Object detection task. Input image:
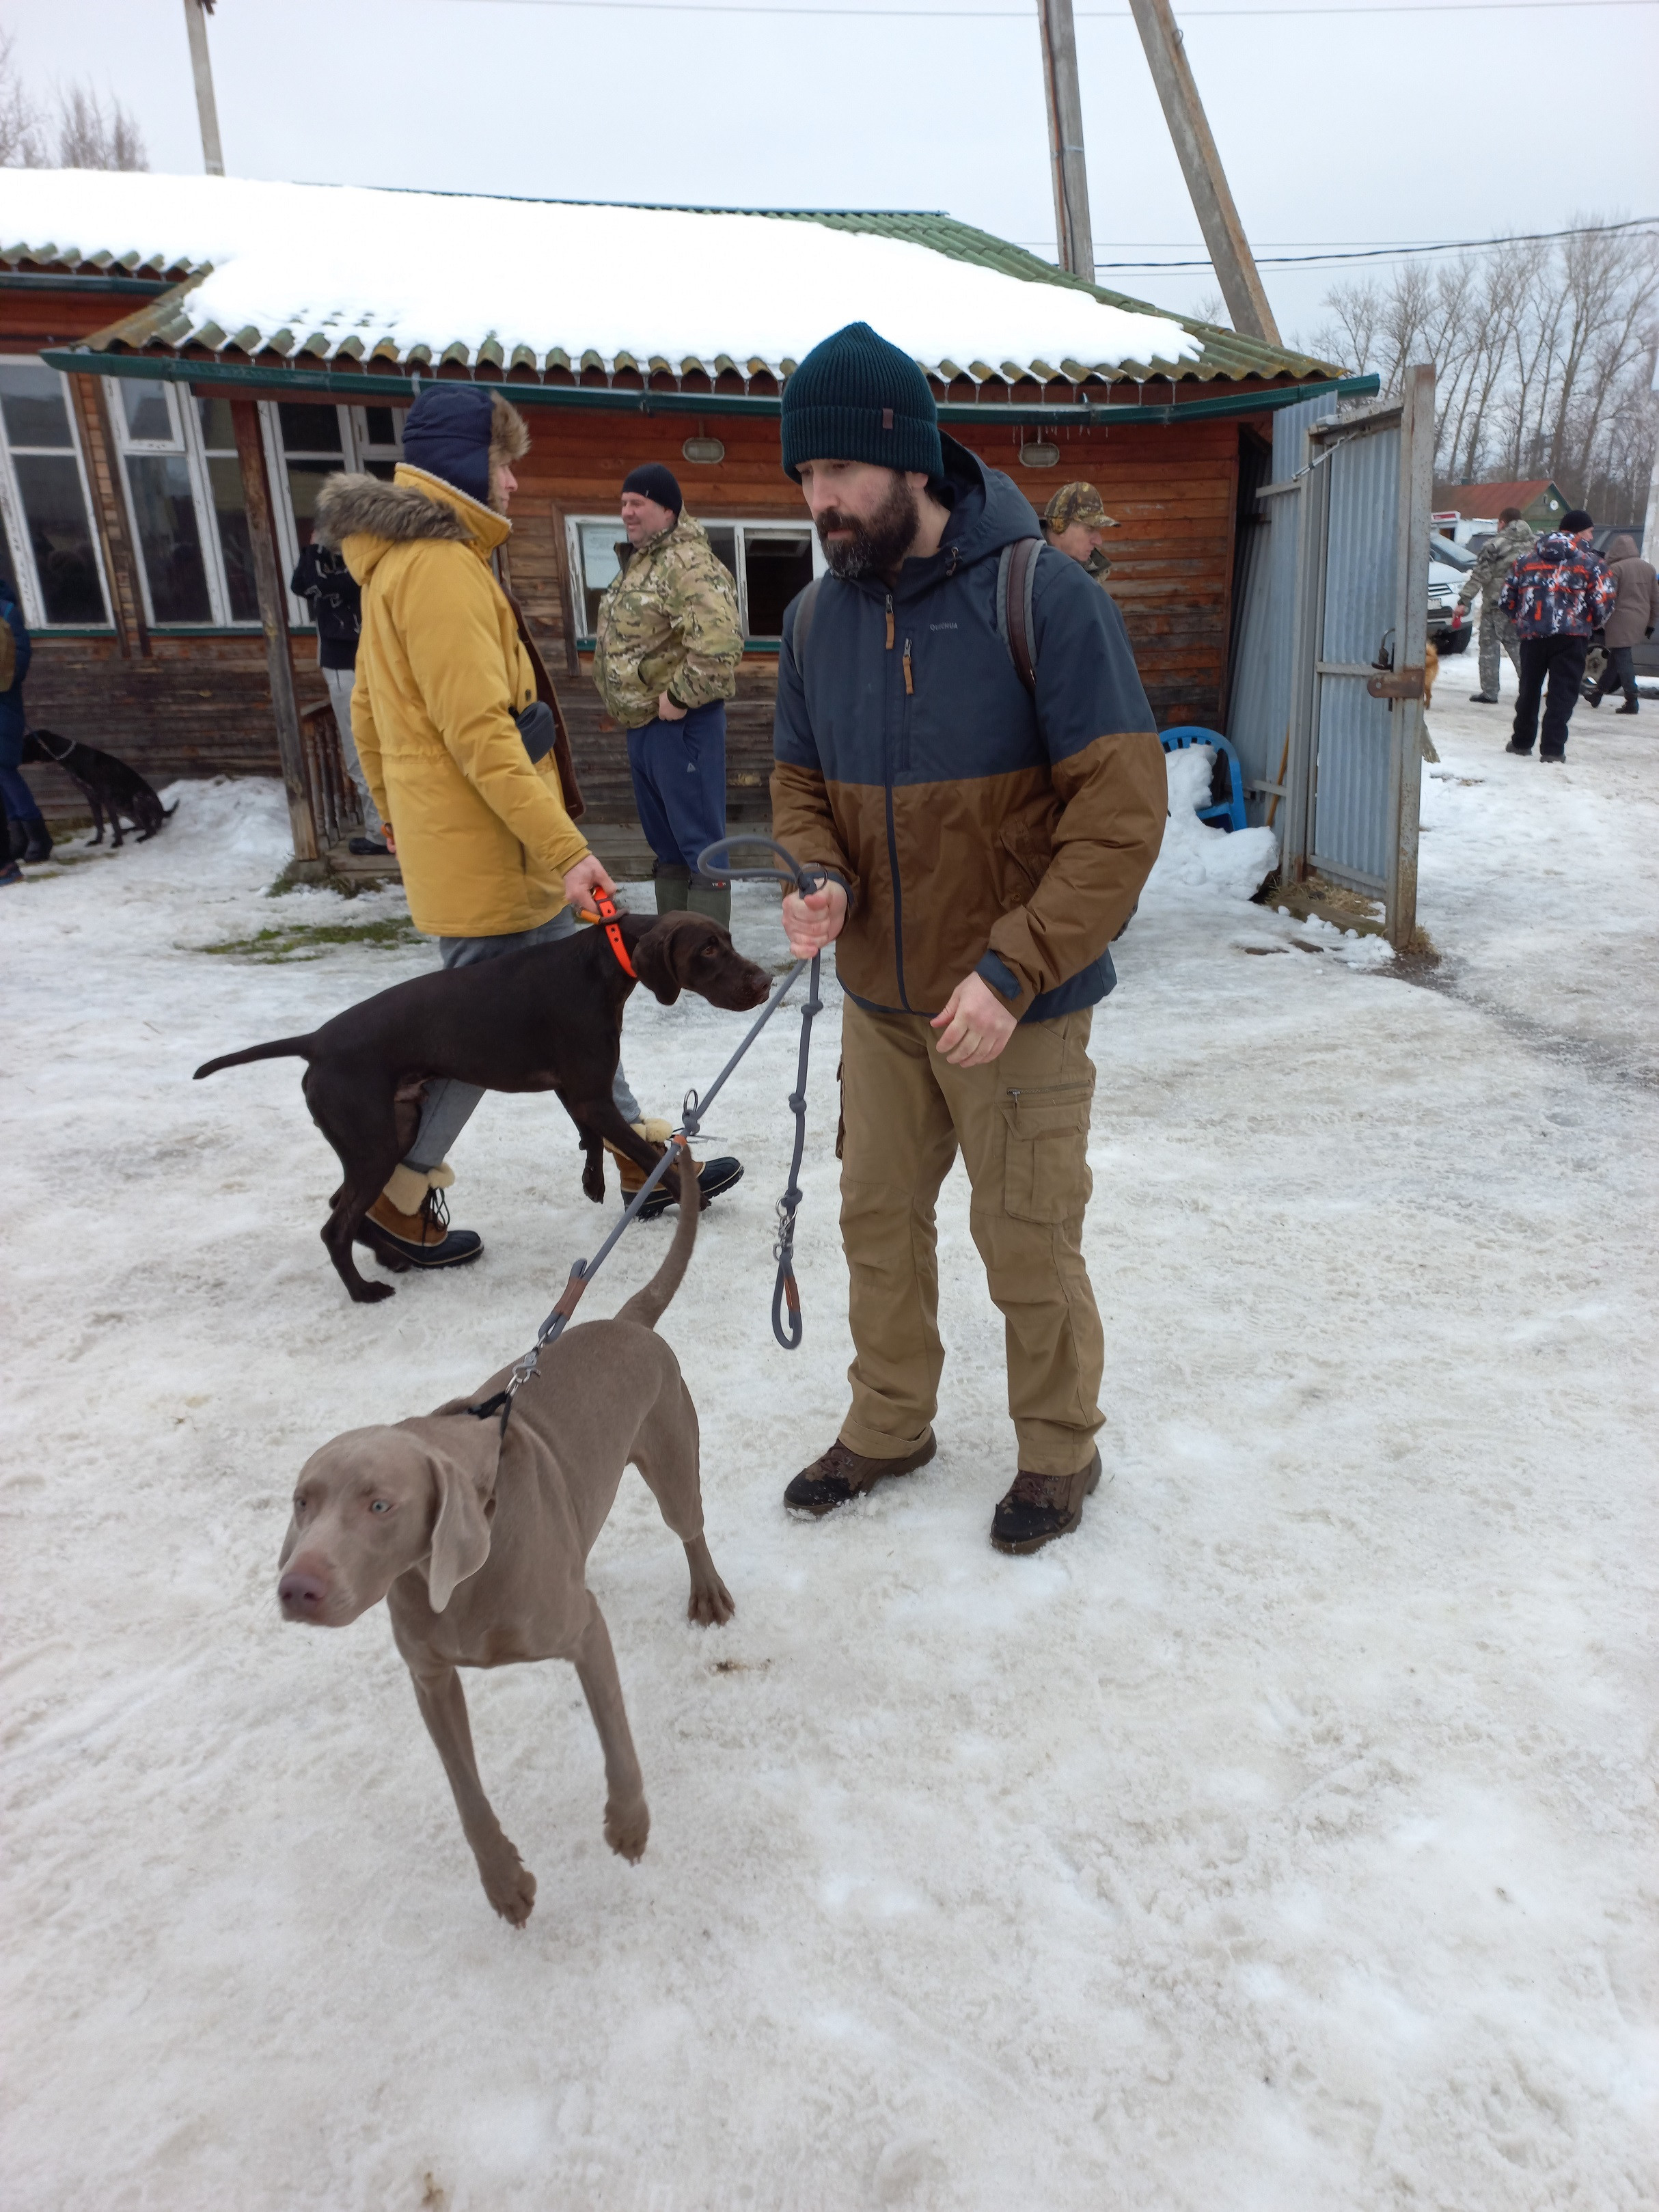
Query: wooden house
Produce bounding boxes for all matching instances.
[1,171,1367,872]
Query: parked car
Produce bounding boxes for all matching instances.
[1427,533,1476,655]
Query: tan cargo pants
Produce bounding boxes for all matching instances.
[837,997,1104,1479]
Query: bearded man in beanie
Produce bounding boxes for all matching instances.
[592,463,743,925]
[1041,481,1120,582]
[317,390,739,1278]
[770,322,1167,1554]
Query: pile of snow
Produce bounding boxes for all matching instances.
[6,170,1201,381]
[1146,743,1278,902]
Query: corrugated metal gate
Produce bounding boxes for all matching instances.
[1228,366,1434,945]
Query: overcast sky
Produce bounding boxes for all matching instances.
[7,0,1658,346]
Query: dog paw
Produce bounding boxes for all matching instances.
[604,1794,650,1863]
[483,1852,537,1927]
[351,1280,397,1305]
[687,1576,736,1628]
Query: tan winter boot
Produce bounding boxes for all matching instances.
[355,1162,482,1272]
[604,1118,744,1218]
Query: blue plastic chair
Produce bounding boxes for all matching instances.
[1159,724,1248,834]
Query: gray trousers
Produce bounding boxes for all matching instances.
[322,664,383,836]
[403,909,642,1172]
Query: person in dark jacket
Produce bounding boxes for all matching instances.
[290,537,386,854]
[0,571,48,882]
[1585,534,1656,713]
[1498,510,1615,759]
[769,322,1167,1555]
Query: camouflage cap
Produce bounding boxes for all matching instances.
[1043,482,1119,532]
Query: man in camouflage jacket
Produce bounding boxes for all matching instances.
[1457,507,1534,702]
[592,463,743,922]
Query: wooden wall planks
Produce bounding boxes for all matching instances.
[17,371,1248,824]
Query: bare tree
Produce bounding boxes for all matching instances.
[0,27,46,166]
[0,30,148,170]
[1300,217,1659,525]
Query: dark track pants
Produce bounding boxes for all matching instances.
[626,701,728,876]
[1511,636,1589,756]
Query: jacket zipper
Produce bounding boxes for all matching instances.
[880,590,911,1010]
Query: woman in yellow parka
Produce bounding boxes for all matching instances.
[316,387,742,1276]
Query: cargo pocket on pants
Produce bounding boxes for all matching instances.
[999,1081,1093,1223]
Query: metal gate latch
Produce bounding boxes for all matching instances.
[1367,666,1425,700]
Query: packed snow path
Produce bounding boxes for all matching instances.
[5,690,1656,2211]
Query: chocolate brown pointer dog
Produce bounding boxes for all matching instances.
[194,911,770,1304]
[277,1147,732,1925]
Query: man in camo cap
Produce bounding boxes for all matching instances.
[1041,482,1119,582]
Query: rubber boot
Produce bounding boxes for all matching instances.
[21,819,53,864]
[7,815,28,862]
[685,875,732,930]
[653,864,691,916]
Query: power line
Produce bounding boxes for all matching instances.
[1082,215,1659,270]
[440,0,1656,16]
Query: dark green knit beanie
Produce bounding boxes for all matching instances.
[780,321,943,482]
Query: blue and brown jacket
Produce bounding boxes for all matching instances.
[1498,530,1616,640]
[769,439,1167,1022]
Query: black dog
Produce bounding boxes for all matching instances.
[194,911,771,1303]
[22,730,176,847]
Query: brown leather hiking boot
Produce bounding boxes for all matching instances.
[990,1449,1105,1555]
[355,1188,482,1272]
[784,1432,937,1517]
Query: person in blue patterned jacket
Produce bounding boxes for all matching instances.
[1498,510,1615,761]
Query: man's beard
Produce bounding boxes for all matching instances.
[815,473,920,579]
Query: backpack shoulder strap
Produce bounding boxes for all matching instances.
[996,538,1040,696]
[790,576,823,676]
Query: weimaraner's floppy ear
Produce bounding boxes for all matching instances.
[630,918,684,1007]
[426,1441,496,1613]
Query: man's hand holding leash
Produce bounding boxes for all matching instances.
[782,878,847,958]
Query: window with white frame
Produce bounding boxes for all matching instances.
[567,515,823,644]
[0,359,110,627]
[267,402,403,622]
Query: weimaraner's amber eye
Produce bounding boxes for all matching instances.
[370,1499,391,1514]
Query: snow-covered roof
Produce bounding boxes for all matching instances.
[0,169,1225,387]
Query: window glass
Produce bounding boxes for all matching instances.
[206,457,259,623]
[743,528,814,637]
[119,382,176,446]
[190,402,259,624]
[0,363,74,448]
[277,402,342,454]
[285,460,342,550]
[703,526,738,590]
[578,521,623,633]
[361,406,401,448]
[125,453,212,622]
[11,455,105,622]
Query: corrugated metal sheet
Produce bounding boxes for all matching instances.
[1226,392,1341,820]
[1,192,1337,391]
[1311,422,1402,889]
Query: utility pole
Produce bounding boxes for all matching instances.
[182,0,225,176]
[1037,0,1095,282]
[1125,0,1279,344]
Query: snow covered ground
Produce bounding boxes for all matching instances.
[5,683,1656,2211]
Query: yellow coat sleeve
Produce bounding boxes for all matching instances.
[399,546,589,881]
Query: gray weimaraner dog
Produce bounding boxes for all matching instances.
[276,1160,731,1924]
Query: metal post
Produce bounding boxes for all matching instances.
[230,398,317,862]
[182,0,225,177]
[1124,0,1280,345]
[1385,363,1434,949]
[1036,0,1095,281]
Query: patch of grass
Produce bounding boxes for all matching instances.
[197,917,420,964]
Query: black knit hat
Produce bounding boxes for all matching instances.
[1560,507,1593,533]
[622,463,683,517]
[780,321,943,483]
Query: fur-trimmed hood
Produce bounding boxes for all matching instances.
[316,465,512,590]
[315,472,474,550]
